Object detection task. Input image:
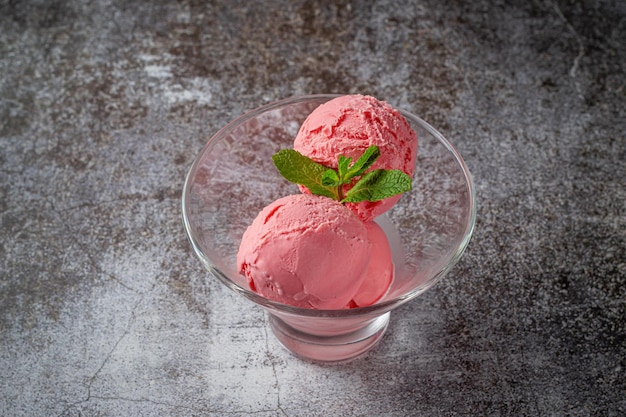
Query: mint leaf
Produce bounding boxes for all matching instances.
[321,169,341,186]
[342,169,412,203]
[334,146,380,186]
[272,146,413,203]
[272,149,338,199]
[346,145,380,178]
[337,155,352,180]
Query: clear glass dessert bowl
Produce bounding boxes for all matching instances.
[182,94,476,362]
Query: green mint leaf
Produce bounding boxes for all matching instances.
[337,155,352,180]
[346,145,380,178]
[342,169,412,203]
[272,149,338,199]
[321,169,341,186]
[272,146,413,204]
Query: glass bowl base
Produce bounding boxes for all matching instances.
[268,312,390,362]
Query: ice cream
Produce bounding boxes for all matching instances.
[237,94,417,310]
[237,194,371,309]
[294,94,418,221]
[349,221,394,307]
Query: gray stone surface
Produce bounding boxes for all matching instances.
[1,0,624,415]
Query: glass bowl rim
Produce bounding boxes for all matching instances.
[182,94,476,318]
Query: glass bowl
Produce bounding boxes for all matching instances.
[182,94,476,362]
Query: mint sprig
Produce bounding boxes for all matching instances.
[272,146,412,203]
[342,168,412,202]
[272,149,338,199]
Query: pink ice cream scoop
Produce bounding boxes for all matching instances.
[349,221,394,308]
[237,194,371,309]
[294,94,418,221]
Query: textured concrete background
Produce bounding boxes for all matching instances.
[1,0,624,416]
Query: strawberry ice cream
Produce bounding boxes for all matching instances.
[236,95,417,310]
[237,194,371,309]
[294,94,418,221]
[349,221,394,307]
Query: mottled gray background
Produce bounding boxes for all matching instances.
[1,0,624,416]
